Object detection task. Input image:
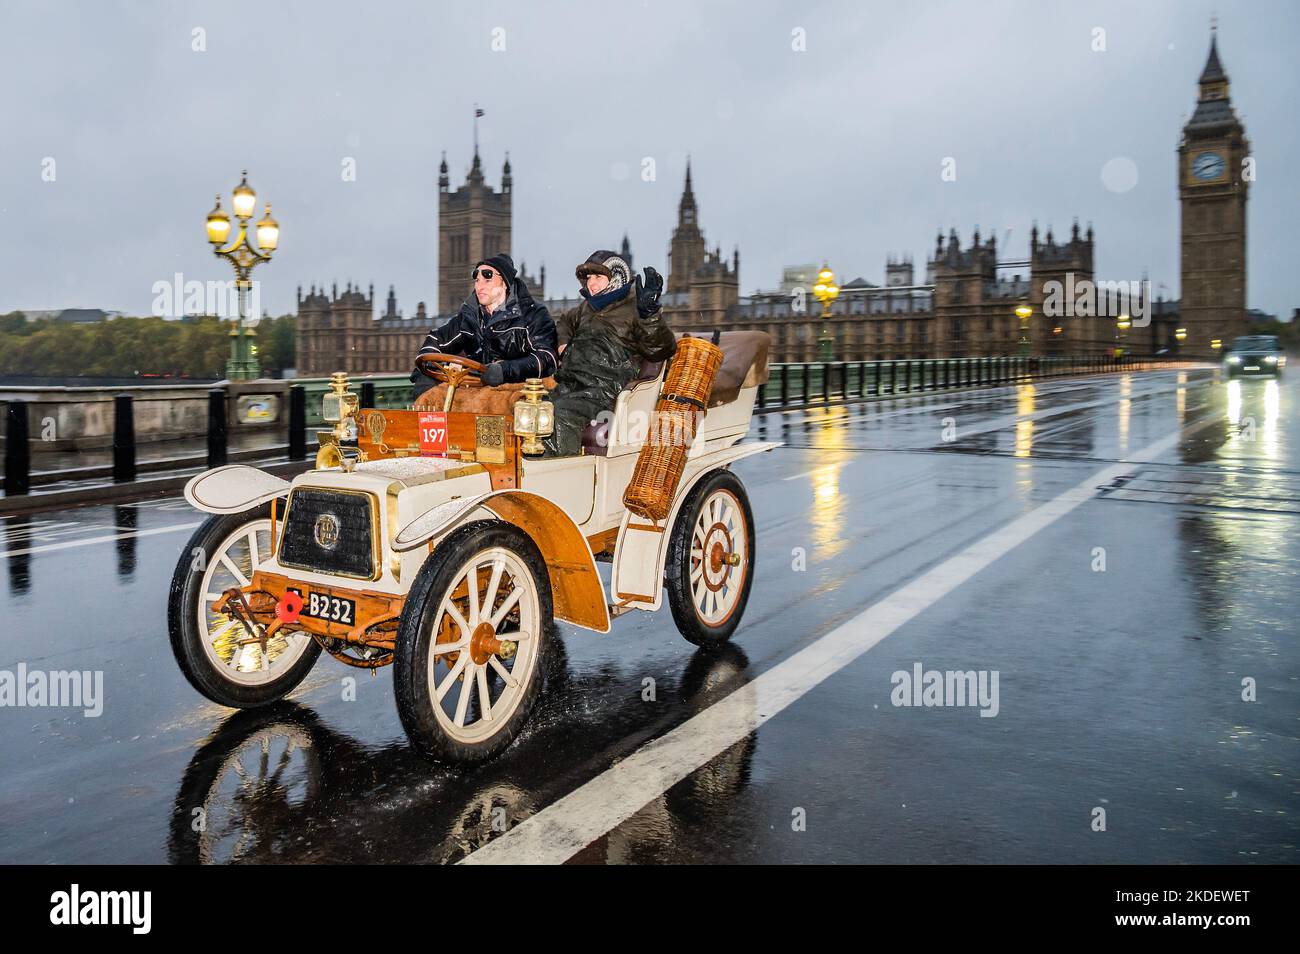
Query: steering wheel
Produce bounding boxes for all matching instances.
[415,353,486,390]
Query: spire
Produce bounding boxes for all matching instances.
[1199,30,1226,85]
[438,151,449,191]
[676,158,698,227]
[502,151,512,193]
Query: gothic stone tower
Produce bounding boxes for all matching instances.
[1178,31,1250,353]
[667,160,706,294]
[438,149,512,315]
[1029,221,1097,354]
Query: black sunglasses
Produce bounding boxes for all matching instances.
[472,267,495,281]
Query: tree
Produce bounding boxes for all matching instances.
[0,315,231,379]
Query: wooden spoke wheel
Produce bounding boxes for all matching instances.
[167,504,321,707]
[664,470,756,648]
[394,521,553,763]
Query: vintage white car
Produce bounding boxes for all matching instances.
[168,332,776,762]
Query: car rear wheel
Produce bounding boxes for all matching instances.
[394,521,553,763]
[168,505,321,708]
[664,469,756,649]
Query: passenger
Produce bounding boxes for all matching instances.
[542,250,674,457]
[410,253,558,402]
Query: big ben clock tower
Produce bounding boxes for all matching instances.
[1178,29,1250,355]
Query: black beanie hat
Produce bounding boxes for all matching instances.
[474,253,517,286]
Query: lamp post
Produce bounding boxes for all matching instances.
[812,263,839,362]
[1116,313,1132,361]
[1015,304,1032,357]
[1174,326,1187,357]
[207,170,279,380]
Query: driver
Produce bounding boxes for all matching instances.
[409,253,558,402]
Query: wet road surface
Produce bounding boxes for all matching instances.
[2,366,1296,863]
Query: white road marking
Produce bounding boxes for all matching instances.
[0,521,202,558]
[460,419,1206,865]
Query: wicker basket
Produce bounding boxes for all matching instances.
[623,336,724,521]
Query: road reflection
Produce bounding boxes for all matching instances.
[168,639,755,864]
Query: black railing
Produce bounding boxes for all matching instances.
[4,358,1199,498]
[752,354,1195,410]
[2,384,312,498]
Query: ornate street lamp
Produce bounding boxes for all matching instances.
[1015,304,1032,357]
[207,170,279,380]
[812,263,839,362]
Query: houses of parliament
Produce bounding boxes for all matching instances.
[295,30,1249,374]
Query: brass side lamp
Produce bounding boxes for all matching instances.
[513,378,555,456]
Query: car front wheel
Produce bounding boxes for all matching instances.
[394,520,553,763]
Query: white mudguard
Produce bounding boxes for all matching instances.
[610,441,779,611]
[184,465,291,515]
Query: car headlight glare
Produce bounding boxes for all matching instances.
[1227,355,1242,364]
[1264,355,1278,364]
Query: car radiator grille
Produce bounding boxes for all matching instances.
[278,488,376,579]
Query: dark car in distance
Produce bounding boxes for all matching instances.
[1224,335,1286,378]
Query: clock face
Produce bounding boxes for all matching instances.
[1193,150,1225,181]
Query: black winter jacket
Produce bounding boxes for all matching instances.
[410,278,558,386]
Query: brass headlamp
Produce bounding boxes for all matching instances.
[318,372,363,470]
[513,378,554,456]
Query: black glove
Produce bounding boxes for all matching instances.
[482,362,505,386]
[635,266,663,318]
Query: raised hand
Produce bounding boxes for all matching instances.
[636,266,664,317]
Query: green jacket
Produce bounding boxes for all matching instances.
[553,291,676,365]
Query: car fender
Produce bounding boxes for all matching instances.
[610,441,780,611]
[394,489,610,634]
[184,465,291,515]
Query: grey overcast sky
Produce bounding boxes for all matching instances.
[2,0,1297,320]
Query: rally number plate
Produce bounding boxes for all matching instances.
[418,411,449,457]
